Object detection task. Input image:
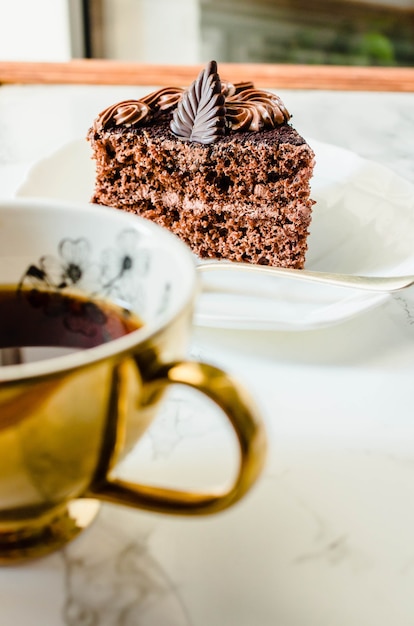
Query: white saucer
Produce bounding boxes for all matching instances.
[16,137,414,331]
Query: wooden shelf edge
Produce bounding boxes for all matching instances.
[1,60,414,91]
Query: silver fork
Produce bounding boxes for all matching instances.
[198,262,414,293]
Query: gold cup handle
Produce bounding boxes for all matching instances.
[86,361,267,515]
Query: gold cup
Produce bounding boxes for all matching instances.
[0,199,267,563]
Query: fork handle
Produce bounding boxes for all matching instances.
[197,262,414,293]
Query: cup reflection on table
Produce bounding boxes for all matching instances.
[0,199,267,564]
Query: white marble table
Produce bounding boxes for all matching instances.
[1,84,414,626]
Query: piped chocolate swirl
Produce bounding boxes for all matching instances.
[93,87,183,131]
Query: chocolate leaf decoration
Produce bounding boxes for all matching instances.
[170,61,226,144]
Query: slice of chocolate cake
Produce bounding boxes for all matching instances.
[88,61,315,269]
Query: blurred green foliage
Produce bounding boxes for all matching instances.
[289,19,412,67]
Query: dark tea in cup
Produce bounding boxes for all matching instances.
[0,285,143,363]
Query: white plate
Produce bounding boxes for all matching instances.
[16,138,414,331]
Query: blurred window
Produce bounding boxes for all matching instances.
[84,0,414,67]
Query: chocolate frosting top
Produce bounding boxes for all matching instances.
[93,61,291,143]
